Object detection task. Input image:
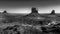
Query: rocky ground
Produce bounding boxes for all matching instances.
[0,9,60,34]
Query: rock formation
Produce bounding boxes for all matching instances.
[50,10,55,15]
[26,7,39,17]
[31,7,38,13]
[3,10,7,14]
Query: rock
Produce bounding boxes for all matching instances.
[3,10,7,13]
[50,10,55,15]
[31,7,38,13]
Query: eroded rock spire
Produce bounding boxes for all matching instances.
[3,10,7,13]
[31,7,38,13]
[50,10,55,15]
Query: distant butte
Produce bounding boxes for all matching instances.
[31,7,38,13]
[3,10,7,13]
[50,10,55,15]
[20,7,45,21]
[25,7,40,17]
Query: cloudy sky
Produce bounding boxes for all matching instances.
[0,0,60,13]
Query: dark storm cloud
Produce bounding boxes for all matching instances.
[0,1,60,8]
[1,0,58,1]
[0,0,60,13]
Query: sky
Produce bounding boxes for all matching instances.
[0,0,60,13]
